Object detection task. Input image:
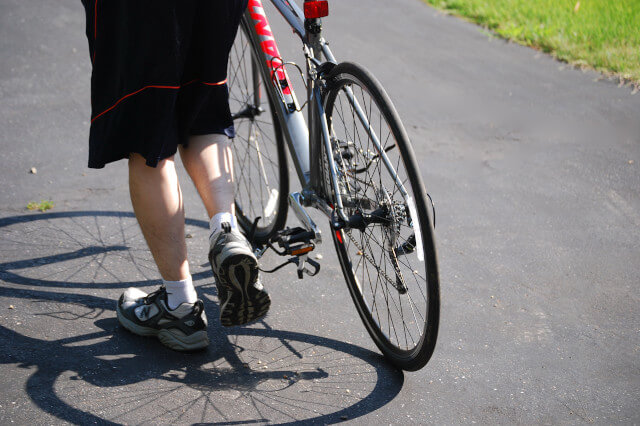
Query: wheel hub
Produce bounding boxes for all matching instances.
[232,103,264,120]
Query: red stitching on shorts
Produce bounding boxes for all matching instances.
[202,79,228,86]
[91,85,180,123]
[91,79,227,123]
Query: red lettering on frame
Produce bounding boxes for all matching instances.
[252,13,272,37]
[247,0,262,9]
[248,0,292,95]
[248,0,272,37]
[260,39,279,58]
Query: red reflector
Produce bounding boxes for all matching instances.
[335,230,343,244]
[291,245,314,256]
[304,1,329,18]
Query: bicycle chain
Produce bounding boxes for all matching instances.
[345,229,399,289]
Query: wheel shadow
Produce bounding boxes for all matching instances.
[0,211,212,289]
[0,211,404,424]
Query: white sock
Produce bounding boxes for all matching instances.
[209,212,237,241]
[163,275,197,310]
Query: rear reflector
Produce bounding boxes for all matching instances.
[304,1,329,18]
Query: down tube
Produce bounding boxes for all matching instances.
[245,0,311,185]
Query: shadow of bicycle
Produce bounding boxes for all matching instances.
[0,211,404,424]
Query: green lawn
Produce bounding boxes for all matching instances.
[423,0,640,83]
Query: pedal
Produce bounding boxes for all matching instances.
[257,227,321,279]
[271,226,316,257]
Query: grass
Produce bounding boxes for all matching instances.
[27,200,54,212]
[423,0,640,84]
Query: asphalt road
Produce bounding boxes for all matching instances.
[1,0,639,424]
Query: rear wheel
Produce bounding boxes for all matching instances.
[322,62,440,371]
[227,18,288,243]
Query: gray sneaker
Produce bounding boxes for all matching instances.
[116,286,209,351]
[208,222,271,326]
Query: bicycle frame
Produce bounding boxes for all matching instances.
[242,0,406,230]
[237,2,439,368]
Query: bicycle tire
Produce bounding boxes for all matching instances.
[321,62,440,371]
[227,17,289,243]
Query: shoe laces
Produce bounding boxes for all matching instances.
[142,286,167,305]
[141,286,203,317]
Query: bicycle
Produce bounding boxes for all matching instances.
[227,0,440,371]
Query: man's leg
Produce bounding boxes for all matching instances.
[180,134,270,326]
[178,134,235,226]
[128,153,190,281]
[128,153,197,309]
[116,153,208,352]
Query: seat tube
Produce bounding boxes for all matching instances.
[303,1,324,60]
[304,2,325,192]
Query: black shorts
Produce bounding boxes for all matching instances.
[81,0,248,168]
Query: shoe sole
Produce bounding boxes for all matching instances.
[116,306,209,351]
[215,254,271,327]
